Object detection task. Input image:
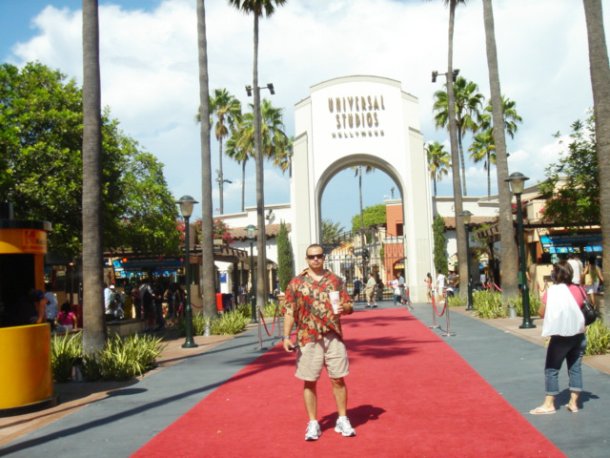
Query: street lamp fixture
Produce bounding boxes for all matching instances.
[431,69,460,83]
[245,83,275,97]
[177,195,199,348]
[246,224,257,323]
[460,210,474,311]
[505,172,535,329]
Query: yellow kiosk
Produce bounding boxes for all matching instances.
[0,207,55,414]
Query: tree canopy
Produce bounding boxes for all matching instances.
[0,62,179,258]
[539,112,599,225]
[351,204,386,232]
[276,221,294,291]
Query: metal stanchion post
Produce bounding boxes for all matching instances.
[429,289,440,329]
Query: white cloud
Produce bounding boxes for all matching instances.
[6,0,609,224]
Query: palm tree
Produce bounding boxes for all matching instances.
[482,0,519,299]
[469,126,495,197]
[322,219,345,244]
[210,88,242,214]
[228,0,287,310]
[426,141,451,196]
[259,99,291,172]
[196,0,216,323]
[441,0,468,298]
[433,75,484,196]
[81,0,106,354]
[583,0,610,298]
[225,120,252,212]
[226,99,290,211]
[469,98,522,197]
[352,165,374,230]
[352,165,374,278]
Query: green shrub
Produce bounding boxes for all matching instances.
[81,352,102,381]
[512,292,541,318]
[262,301,283,319]
[473,290,507,319]
[191,313,211,336]
[585,320,610,356]
[94,334,164,380]
[447,294,465,308]
[51,332,83,382]
[234,302,252,319]
[54,332,164,382]
[176,313,211,336]
[210,310,248,335]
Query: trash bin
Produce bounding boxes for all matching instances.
[0,323,55,413]
[215,293,223,312]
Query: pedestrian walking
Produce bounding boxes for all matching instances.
[530,261,587,415]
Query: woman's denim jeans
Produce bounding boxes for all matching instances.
[544,333,587,395]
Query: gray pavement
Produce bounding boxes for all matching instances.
[411,303,610,458]
[1,301,609,457]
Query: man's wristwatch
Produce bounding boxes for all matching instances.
[281,335,291,340]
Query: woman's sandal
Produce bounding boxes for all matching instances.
[529,406,556,415]
[566,404,579,413]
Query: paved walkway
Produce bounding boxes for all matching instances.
[1,303,609,457]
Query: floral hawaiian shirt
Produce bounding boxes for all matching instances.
[284,268,353,347]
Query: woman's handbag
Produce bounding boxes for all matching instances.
[579,287,599,326]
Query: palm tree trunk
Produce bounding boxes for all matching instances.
[241,160,246,212]
[81,0,106,354]
[253,14,268,311]
[457,131,467,195]
[219,139,224,214]
[486,154,491,197]
[196,0,216,321]
[447,1,468,296]
[483,0,518,298]
[358,168,366,278]
[583,0,610,307]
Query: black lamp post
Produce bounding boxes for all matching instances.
[246,224,257,323]
[177,195,199,348]
[461,210,474,311]
[506,172,535,329]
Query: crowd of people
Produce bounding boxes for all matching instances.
[30,278,188,334]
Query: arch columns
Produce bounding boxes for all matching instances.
[291,75,434,302]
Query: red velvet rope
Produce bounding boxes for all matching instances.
[482,281,502,292]
[490,282,502,292]
[258,303,281,337]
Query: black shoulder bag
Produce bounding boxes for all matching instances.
[579,287,598,326]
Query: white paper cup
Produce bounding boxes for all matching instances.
[329,291,340,314]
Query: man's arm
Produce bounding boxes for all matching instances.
[282,312,295,351]
[282,282,296,351]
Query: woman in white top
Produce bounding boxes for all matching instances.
[530,261,586,415]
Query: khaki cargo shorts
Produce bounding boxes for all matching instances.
[295,331,349,381]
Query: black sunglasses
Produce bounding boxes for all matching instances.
[307,254,325,260]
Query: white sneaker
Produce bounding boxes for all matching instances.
[305,420,321,441]
[335,416,356,437]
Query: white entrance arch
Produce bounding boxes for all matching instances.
[291,75,434,301]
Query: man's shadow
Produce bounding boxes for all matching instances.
[319,404,385,431]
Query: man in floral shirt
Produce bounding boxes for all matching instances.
[283,243,356,441]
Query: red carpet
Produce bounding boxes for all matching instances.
[133,308,564,457]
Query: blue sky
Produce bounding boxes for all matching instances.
[1,0,608,230]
